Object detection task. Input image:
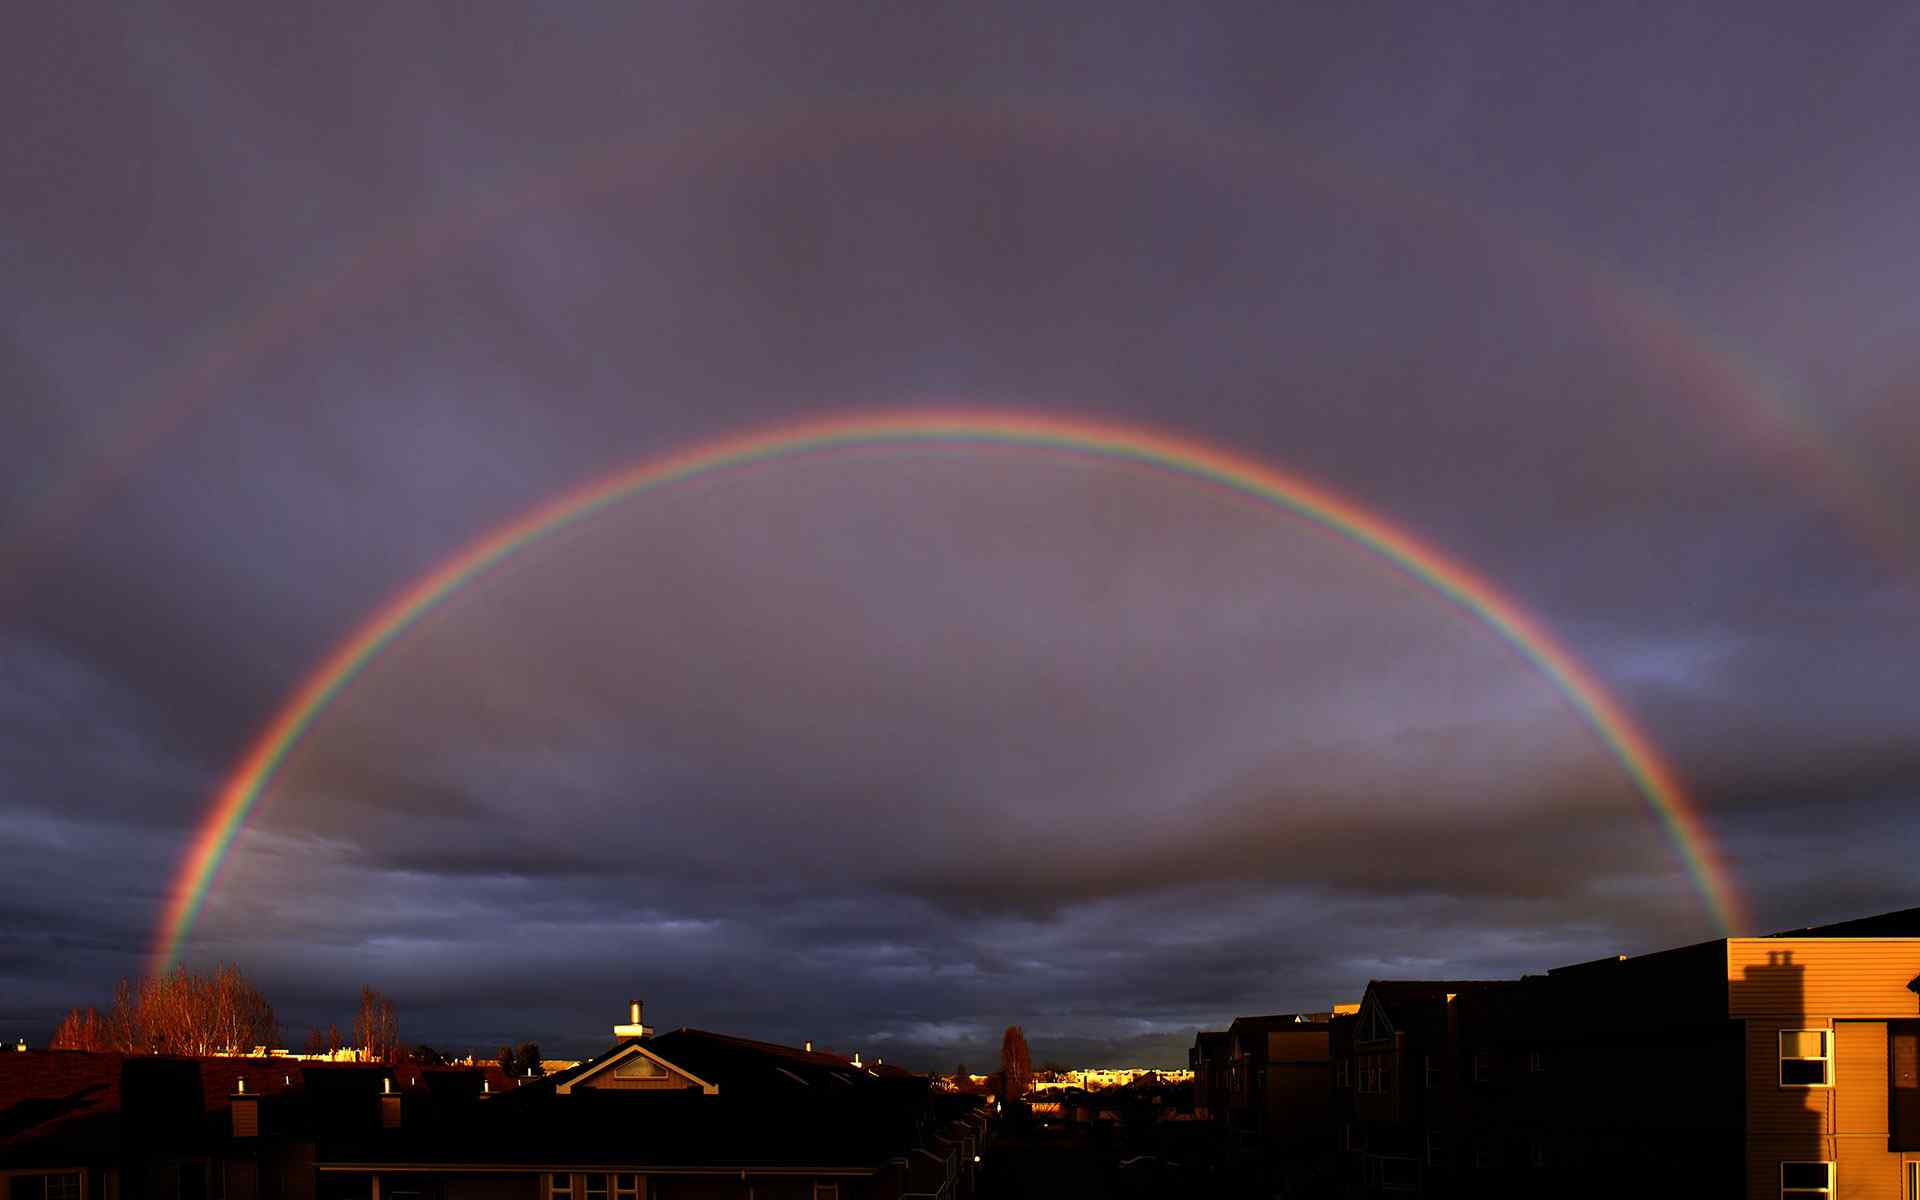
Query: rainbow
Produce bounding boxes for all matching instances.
[151,410,1748,974]
[7,102,1907,609]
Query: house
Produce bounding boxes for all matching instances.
[1,1004,988,1200]
[1335,980,1513,1196]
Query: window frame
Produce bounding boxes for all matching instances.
[811,1186,840,1200]
[1780,1160,1833,1197]
[8,1173,87,1200]
[1529,1049,1545,1073]
[545,1175,572,1200]
[1778,1029,1834,1088]
[1424,1053,1440,1089]
[1471,1049,1491,1083]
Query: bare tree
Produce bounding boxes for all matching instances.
[50,1006,107,1051]
[1000,1026,1033,1099]
[58,965,277,1055]
[354,985,399,1063]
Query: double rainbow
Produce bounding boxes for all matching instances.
[152,410,1746,974]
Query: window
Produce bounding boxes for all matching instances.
[612,1177,638,1200]
[1473,1138,1500,1170]
[546,1176,572,1200]
[1376,1156,1418,1192]
[583,1176,607,1200]
[1424,1054,1440,1089]
[1425,1133,1451,1168]
[812,1186,839,1200]
[10,1175,83,1200]
[1780,1030,1833,1087]
[1781,1161,1833,1196]
[1907,1161,1918,1200]
[1529,1050,1545,1073]
[1472,1050,1491,1083]
[1336,1057,1350,1088]
[1343,1123,1366,1152]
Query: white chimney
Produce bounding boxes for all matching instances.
[804,1042,812,1052]
[614,997,652,1039]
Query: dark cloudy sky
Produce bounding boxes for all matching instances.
[4,3,1918,1069]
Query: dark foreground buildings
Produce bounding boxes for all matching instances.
[1,1005,988,1200]
[1194,906,1920,1198]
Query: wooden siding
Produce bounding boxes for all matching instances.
[1836,1023,1888,1135]
[1729,940,1920,1018]
[1748,1019,1831,1200]
[1833,1139,1901,1200]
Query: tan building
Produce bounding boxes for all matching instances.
[1328,907,1920,1197]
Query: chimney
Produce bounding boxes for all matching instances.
[231,1078,259,1139]
[379,1076,401,1130]
[613,998,652,1039]
[804,1042,812,1053]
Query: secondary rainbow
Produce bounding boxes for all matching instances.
[151,410,1748,974]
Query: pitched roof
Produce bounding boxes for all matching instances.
[1766,906,1920,938]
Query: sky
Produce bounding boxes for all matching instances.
[3,2,1918,1071]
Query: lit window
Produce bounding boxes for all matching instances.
[1781,1161,1833,1197]
[1779,1031,1832,1087]
[547,1176,572,1200]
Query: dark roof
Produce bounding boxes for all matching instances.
[1767,906,1920,938]
[1361,981,1514,1037]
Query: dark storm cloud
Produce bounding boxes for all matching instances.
[4,1,1918,1066]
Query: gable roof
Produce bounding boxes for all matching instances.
[552,1041,717,1096]
[1355,981,1514,1042]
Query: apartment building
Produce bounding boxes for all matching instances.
[1328,907,1920,1198]
[1188,1031,1229,1121]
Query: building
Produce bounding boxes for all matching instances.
[1334,980,1513,1195]
[1189,1032,1230,1120]
[1,1004,988,1200]
[1331,907,1920,1197]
